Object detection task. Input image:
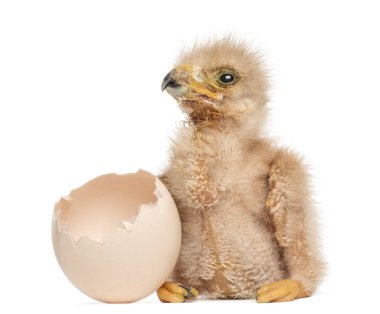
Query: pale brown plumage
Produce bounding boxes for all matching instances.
[157,37,325,303]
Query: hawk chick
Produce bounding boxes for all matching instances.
[157,37,325,303]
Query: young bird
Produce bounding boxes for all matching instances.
[157,37,325,303]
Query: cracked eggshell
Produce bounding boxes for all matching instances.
[51,169,181,303]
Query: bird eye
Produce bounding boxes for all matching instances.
[218,73,235,85]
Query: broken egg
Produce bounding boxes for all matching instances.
[51,169,181,303]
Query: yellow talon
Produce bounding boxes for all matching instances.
[164,281,188,296]
[157,286,184,303]
[189,287,200,297]
[157,281,200,303]
[256,279,306,303]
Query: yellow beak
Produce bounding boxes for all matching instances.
[162,65,223,100]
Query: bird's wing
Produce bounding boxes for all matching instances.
[266,148,325,294]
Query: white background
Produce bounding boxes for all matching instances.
[1,0,379,313]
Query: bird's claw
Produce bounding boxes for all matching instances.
[256,279,306,303]
[157,281,199,303]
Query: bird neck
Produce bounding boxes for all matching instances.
[187,118,262,156]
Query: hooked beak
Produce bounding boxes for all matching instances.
[161,67,190,97]
[161,70,181,91]
[161,65,223,100]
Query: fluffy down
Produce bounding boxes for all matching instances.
[158,37,325,302]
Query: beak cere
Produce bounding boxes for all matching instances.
[161,70,181,91]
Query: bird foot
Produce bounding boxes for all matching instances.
[157,281,199,303]
[256,279,307,303]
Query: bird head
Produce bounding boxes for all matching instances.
[162,38,268,131]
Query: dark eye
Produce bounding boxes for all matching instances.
[219,73,235,84]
